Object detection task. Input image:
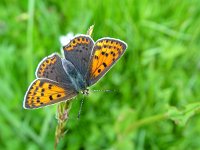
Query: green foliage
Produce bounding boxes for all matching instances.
[167,102,200,126]
[0,0,200,149]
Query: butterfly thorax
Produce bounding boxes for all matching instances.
[62,58,87,91]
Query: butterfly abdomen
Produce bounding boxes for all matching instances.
[61,58,86,91]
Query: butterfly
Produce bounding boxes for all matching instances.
[23,34,127,109]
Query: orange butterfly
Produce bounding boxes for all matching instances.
[23,35,127,109]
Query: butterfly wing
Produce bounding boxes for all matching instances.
[86,38,127,86]
[36,53,72,84]
[23,78,78,109]
[63,35,94,78]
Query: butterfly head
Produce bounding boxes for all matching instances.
[81,88,89,95]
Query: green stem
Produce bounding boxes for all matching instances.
[124,113,168,134]
[27,0,35,82]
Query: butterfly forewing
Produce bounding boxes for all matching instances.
[23,78,78,109]
[36,53,71,84]
[87,38,127,86]
[63,35,94,78]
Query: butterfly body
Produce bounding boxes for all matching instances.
[61,58,86,91]
[24,34,127,109]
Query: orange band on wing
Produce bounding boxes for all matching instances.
[37,55,57,77]
[63,36,91,51]
[95,39,124,53]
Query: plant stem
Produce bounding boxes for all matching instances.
[54,101,71,149]
[27,0,35,82]
[54,25,94,149]
[124,113,168,134]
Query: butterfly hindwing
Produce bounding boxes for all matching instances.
[36,53,71,84]
[63,35,94,78]
[87,38,127,86]
[23,78,78,109]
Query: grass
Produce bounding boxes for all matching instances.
[0,0,200,149]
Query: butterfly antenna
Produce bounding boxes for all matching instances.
[91,89,118,93]
[77,95,85,119]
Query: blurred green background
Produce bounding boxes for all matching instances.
[1,0,200,149]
